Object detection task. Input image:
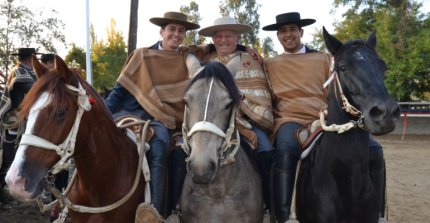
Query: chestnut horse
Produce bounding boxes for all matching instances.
[295,28,400,222]
[178,61,264,223]
[5,55,146,223]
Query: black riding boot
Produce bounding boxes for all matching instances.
[147,140,168,216]
[369,148,386,218]
[256,151,274,212]
[272,151,299,223]
[168,147,187,214]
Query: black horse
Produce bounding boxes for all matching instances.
[295,28,400,223]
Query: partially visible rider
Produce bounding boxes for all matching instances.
[105,11,201,221]
[0,48,39,207]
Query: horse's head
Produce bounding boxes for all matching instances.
[323,27,400,135]
[5,55,96,200]
[182,61,241,184]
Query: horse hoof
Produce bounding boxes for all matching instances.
[135,202,163,223]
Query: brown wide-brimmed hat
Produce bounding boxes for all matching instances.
[150,11,200,30]
[198,16,252,37]
[262,12,316,31]
[10,48,41,56]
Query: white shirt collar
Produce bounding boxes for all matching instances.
[283,44,306,54]
[158,41,179,51]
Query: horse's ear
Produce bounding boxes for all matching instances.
[323,26,343,55]
[366,30,377,50]
[32,54,48,79]
[54,55,73,81]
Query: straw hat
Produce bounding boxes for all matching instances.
[198,16,252,37]
[150,11,200,30]
[262,12,315,31]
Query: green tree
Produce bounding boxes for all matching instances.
[91,19,127,91]
[180,1,204,45]
[0,0,66,75]
[262,37,277,58]
[65,43,86,75]
[329,0,430,101]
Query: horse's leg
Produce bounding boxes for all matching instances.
[369,144,386,219]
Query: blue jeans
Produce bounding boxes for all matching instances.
[274,122,302,159]
[252,124,273,152]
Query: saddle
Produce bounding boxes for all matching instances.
[296,120,324,153]
[114,115,154,142]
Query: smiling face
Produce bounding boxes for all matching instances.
[212,30,240,56]
[277,24,304,53]
[160,23,187,51]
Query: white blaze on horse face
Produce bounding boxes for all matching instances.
[5,92,52,199]
[354,51,367,62]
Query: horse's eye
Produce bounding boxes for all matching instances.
[339,65,348,72]
[55,110,66,121]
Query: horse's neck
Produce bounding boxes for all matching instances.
[323,88,369,152]
[73,110,138,194]
[326,88,353,125]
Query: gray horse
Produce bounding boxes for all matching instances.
[179,61,264,223]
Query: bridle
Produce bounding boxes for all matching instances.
[182,77,240,166]
[20,83,91,174]
[320,57,365,133]
[20,82,147,215]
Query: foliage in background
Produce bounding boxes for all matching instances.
[180,1,205,45]
[0,0,66,76]
[310,0,430,101]
[90,20,127,91]
[64,20,127,92]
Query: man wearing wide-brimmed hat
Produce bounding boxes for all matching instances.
[263,12,386,223]
[0,47,39,206]
[198,16,274,219]
[105,11,201,222]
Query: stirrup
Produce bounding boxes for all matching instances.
[135,202,163,223]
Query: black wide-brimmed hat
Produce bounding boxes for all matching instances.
[150,11,200,30]
[40,53,55,63]
[10,48,41,56]
[262,12,316,31]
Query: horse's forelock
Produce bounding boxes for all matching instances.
[188,62,241,107]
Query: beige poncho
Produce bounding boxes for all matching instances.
[264,52,331,135]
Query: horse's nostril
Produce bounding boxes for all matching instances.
[369,105,385,118]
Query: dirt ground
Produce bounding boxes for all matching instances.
[0,134,429,223]
[376,134,430,223]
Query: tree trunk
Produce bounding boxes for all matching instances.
[128,0,139,56]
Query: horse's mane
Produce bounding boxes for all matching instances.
[18,68,108,121]
[187,61,241,107]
